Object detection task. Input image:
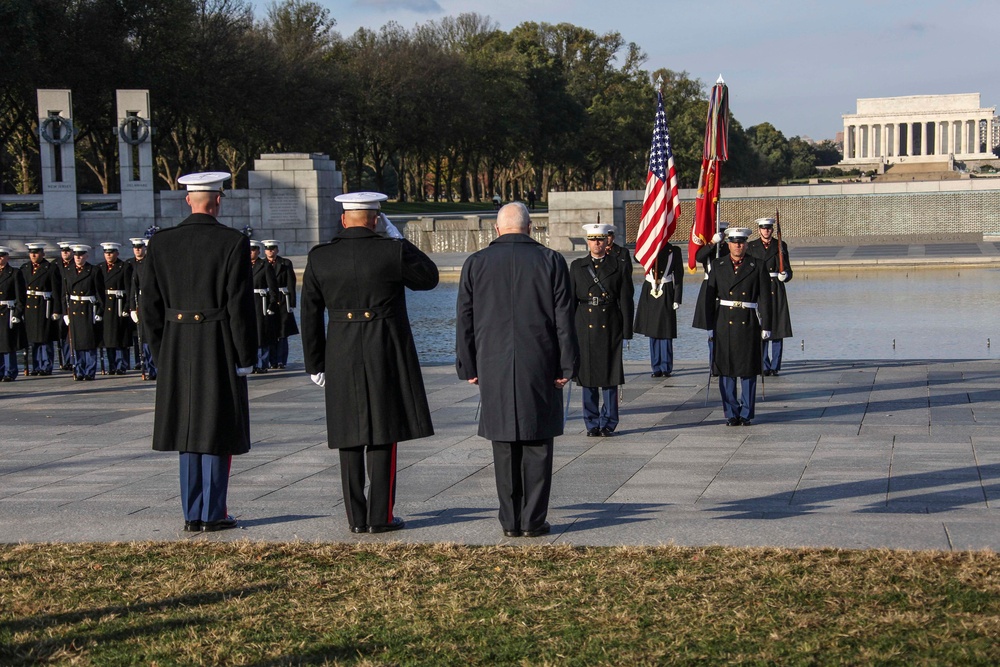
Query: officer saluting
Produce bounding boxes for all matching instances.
[142,171,257,533]
[570,223,633,437]
[20,241,62,375]
[301,191,438,534]
[63,244,105,381]
[98,242,134,375]
[704,227,772,426]
[0,246,27,381]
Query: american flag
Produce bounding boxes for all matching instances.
[635,91,680,276]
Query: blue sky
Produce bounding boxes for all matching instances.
[315,0,999,141]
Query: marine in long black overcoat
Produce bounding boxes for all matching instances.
[142,213,258,455]
[0,263,26,354]
[633,242,684,340]
[300,227,438,448]
[746,238,793,339]
[570,253,633,387]
[456,234,579,441]
[99,257,134,349]
[268,254,299,338]
[64,263,105,351]
[126,254,149,341]
[704,255,772,378]
[250,257,279,347]
[691,241,729,330]
[20,258,62,343]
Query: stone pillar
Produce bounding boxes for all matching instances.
[115,90,155,233]
[36,89,78,223]
[248,153,343,256]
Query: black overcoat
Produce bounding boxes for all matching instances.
[746,238,793,339]
[142,213,258,456]
[99,258,134,349]
[570,254,633,387]
[633,243,684,339]
[300,227,438,448]
[251,258,279,347]
[64,263,105,351]
[269,255,299,338]
[0,264,26,353]
[704,255,773,378]
[20,259,62,343]
[691,242,729,330]
[456,234,579,441]
[126,256,150,343]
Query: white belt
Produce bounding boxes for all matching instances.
[253,289,269,295]
[0,300,15,307]
[69,295,97,303]
[279,287,290,294]
[27,289,52,298]
[719,299,757,309]
[768,272,779,278]
[107,289,126,297]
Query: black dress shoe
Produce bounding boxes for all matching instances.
[599,427,614,437]
[369,517,405,533]
[586,427,601,437]
[503,529,522,538]
[523,522,551,538]
[726,417,741,427]
[184,520,203,532]
[275,363,286,369]
[202,516,238,532]
[740,417,753,426]
[350,525,369,534]
[770,371,779,377]
[650,371,663,378]
[84,376,94,381]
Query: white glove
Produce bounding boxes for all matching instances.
[63,315,70,325]
[711,232,722,244]
[310,372,326,387]
[266,309,276,316]
[52,313,61,321]
[672,302,679,310]
[130,311,139,323]
[235,365,253,377]
[94,314,102,322]
[761,330,772,340]
[10,316,20,324]
[380,213,404,240]
[777,272,788,282]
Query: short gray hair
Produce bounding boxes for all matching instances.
[496,202,531,233]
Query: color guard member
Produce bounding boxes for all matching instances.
[747,218,792,376]
[20,242,62,375]
[126,237,156,380]
[262,240,298,369]
[98,242,134,375]
[249,240,279,373]
[63,244,105,381]
[0,246,27,381]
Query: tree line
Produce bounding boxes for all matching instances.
[0,0,843,202]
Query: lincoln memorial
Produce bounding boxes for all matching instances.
[841,93,998,166]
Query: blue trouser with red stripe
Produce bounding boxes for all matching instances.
[179,453,232,523]
[339,443,397,530]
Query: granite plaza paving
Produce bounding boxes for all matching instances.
[3,356,998,551]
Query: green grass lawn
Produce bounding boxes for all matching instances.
[3,542,998,665]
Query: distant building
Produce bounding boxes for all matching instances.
[841,93,998,166]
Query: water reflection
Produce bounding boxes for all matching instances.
[288,269,1000,366]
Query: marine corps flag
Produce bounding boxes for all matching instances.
[687,75,730,271]
[635,89,681,276]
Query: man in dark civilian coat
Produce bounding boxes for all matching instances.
[0,246,27,381]
[570,223,633,437]
[634,240,683,378]
[142,171,258,533]
[98,242,134,375]
[705,227,773,426]
[456,202,579,538]
[746,217,792,376]
[249,240,279,373]
[263,239,298,369]
[20,242,62,375]
[301,191,438,535]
